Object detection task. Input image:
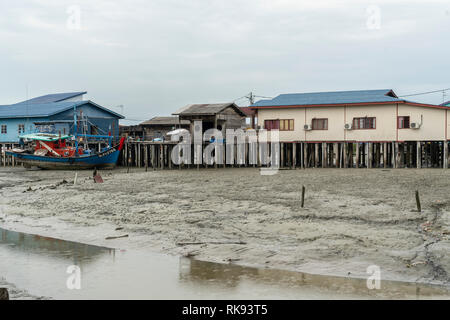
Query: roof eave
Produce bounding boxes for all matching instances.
[250,100,449,110]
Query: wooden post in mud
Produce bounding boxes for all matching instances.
[415,190,421,213]
[383,142,388,168]
[301,185,306,208]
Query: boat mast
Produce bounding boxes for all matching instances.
[74,106,78,154]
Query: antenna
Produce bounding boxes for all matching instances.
[26,84,29,134]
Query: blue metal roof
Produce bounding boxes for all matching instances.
[15,91,87,105]
[251,89,403,107]
[0,100,124,119]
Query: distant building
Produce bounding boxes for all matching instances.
[0,92,124,143]
[119,124,144,140]
[139,116,190,141]
[172,103,246,135]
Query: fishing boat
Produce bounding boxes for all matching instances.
[6,134,124,170]
[6,107,125,170]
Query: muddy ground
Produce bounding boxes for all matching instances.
[0,166,449,287]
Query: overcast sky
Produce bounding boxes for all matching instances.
[0,0,449,124]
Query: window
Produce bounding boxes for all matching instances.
[280,119,294,131]
[312,118,328,130]
[1,125,6,134]
[264,119,279,131]
[264,119,294,131]
[398,116,410,129]
[18,124,25,134]
[352,117,376,129]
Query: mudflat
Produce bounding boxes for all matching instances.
[0,167,449,287]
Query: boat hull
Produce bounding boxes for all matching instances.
[6,146,121,170]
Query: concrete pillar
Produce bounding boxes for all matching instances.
[383,142,387,168]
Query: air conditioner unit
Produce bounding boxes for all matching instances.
[410,122,421,129]
[344,123,352,130]
[304,124,312,131]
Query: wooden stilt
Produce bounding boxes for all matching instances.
[355,143,359,168]
[292,143,296,169]
[343,143,348,168]
[322,142,326,168]
[443,140,448,169]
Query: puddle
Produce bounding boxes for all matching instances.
[0,227,449,299]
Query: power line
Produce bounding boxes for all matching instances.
[398,88,450,98]
[233,92,273,105]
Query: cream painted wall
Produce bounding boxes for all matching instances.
[447,109,450,141]
[256,108,306,141]
[345,104,397,141]
[397,105,446,141]
[256,103,449,142]
[305,106,345,141]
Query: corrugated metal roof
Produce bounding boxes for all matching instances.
[440,101,450,106]
[251,89,402,107]
[173,103,246,116]
[140,116,190,126]
[15,91,87,105]
[0,100,124,119]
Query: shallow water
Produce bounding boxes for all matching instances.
[0,227,449,300]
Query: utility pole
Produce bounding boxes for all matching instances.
[245,92,255,105]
